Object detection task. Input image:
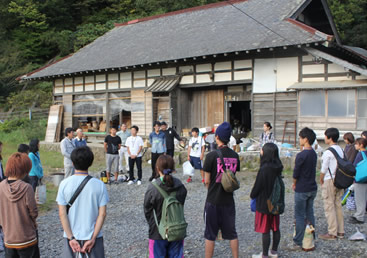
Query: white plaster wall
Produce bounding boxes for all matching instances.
[276,57,298,91]
[253,59,276,93]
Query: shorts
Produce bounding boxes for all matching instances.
[106,154,119,172]
[148,239,184,258]
[255,211,280,234]
[190,156,202,170]
[204,202,237,241]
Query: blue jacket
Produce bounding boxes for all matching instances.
[29,152,43,178]
[149,131,166,153]
[73,137,87,147]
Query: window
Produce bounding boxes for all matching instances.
[300,91,325,116]
[328,90,355,117]
[358,88,367,129]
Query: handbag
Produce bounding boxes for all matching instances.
[356,151,367,183]
[35,181,46,205]
[215,149,240,193]
[67,176,92,214]
[250,199,256,212]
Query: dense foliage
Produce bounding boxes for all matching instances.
[0,0,366,111]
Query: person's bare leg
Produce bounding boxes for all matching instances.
[106,172,110,181]
[230,239,239,258]
[205,239,215,258]
[115,172,119,181]
[201,169,204,180]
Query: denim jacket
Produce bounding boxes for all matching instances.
[60,137,76,166]
[149,131,166,154]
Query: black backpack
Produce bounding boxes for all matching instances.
[327,147,356,189]
[267,175,285,215]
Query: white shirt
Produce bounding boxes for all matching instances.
[229,136,236,149]
[189,136,205,158]
[321,145,344,181]
[126,136,144,157]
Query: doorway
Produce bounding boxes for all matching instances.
[228,101,251,134]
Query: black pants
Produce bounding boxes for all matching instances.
[29,176,39,193]
[151,153,164,178]
[5,243,40,258]
[129,157,142,181]
[166,149,174,157]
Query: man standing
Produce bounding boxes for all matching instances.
[117,123,131,174]
[104,127,122,184]
[61,128,76,178]
[73,128,87,147]
[126,126,144,186]
[149,121,166,181]
[319,128,344,240]
[160,121,181,157]
[203,122,239,258]
[57,146,109,257]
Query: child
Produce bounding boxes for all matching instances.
[319,128,344,240]
[144,155,187,257]
[350,137,367,224]
[149,121,166,181]
[292,128,317,249]
[187,127,205,183]
[126,126,144,186]
[250,143,283,258]
[343,132,358,163]
[104,126,122,184]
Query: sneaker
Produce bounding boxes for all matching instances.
[268,250,278,258]
[127,180,134,185]
[114,181,119,185]
[149,176,154,182]
[319,233,337,240]
[202,179,205,184]
[137,180,142,185]
[251,253,263,258]
[337,233,345,239]
[287,242,302,251]
[152,178,156,183]
[187,178,192,183]
[349,216,364,224]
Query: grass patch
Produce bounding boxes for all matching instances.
[38,183,58,214]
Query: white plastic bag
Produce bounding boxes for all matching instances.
[35,183,46,205]
[183,161,195,177]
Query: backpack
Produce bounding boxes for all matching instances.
[152,182,187,242]
[327,147,356,189]
[267,175,285,215]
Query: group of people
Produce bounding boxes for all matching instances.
[2,119,367,258]
[0,139,44,257]
[102,121,183,185]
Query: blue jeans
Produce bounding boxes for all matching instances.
[293,190,317,246]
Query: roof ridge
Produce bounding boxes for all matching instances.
[114,0,247,27]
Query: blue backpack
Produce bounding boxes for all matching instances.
[356,151,367,183]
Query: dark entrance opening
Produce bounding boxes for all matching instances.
[228,101,251,134]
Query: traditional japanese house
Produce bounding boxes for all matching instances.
[20,0,367,142]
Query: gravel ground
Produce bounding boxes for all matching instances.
[28,168,367,257]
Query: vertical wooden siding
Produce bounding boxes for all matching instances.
[253,92,297,142]
[131,90,153,136]
[189,89,224,128]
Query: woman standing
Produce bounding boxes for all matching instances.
[260,122,275,146]
[350,138,367,224]
[144,155,187,257]
[250,143,284,258]
[0,142,4,182]
[28,139,43,192]
[0,153,39,257]
[343,132,358,163]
